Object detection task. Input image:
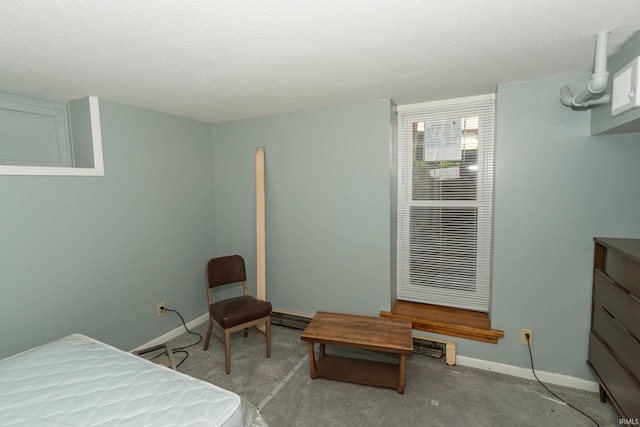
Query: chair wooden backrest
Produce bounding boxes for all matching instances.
[205,255,249,304]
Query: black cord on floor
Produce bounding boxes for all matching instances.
[526,337,599,427]
[165,308,203,367]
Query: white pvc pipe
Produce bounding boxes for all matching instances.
[593,30,609,74]
[560,31,610,108]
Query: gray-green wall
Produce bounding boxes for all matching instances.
[459,73,640,379]
[0,99,216,359]
[210,77,640,381]
[211,100,393,316]
[3,73,639,381]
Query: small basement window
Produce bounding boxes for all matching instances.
[0,91,104,176]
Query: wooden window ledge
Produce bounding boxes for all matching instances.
[380,301,504,344]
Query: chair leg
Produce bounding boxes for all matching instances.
[224,329,231,375]
[266,319,271,358]
[203,318,214,351]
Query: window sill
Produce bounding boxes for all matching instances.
[380,301,504,344]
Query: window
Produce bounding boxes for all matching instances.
[395,95,495,312]
[0,92,104,177]
[0,94,72,167]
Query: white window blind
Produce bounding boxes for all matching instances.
[395,95,495,312]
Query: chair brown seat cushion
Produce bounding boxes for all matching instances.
[209,296,272,329]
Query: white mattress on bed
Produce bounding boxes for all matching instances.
[0,334,244,426]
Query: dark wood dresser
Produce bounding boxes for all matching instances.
[588,238,640,419]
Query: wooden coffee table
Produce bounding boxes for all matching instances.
[300,311,413,394]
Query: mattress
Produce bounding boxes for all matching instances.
[0,334,250,426]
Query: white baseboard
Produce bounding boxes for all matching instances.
[456,355,599,392]
[131,312,209,352]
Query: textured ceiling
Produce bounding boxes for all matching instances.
[1,1,639,123]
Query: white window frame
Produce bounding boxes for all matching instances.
[0,96,104,176]
[395,94,495,312]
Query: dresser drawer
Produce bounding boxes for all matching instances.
[588,331,640,419]
[592,302,640,381]
[594,269,640,339]
[605,247,640,296]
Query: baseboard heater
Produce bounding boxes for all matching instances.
[271,311,444,359]
[270,311,312,330]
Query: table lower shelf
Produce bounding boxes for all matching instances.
[314,353,402,391]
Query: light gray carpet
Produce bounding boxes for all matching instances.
[156,323,620,427]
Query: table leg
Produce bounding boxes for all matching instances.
[319,343,325,357]
[398,353,406,394]
[308,342,317,379]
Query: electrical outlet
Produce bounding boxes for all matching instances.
[157,303,166,317]
[520,329,533,345]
